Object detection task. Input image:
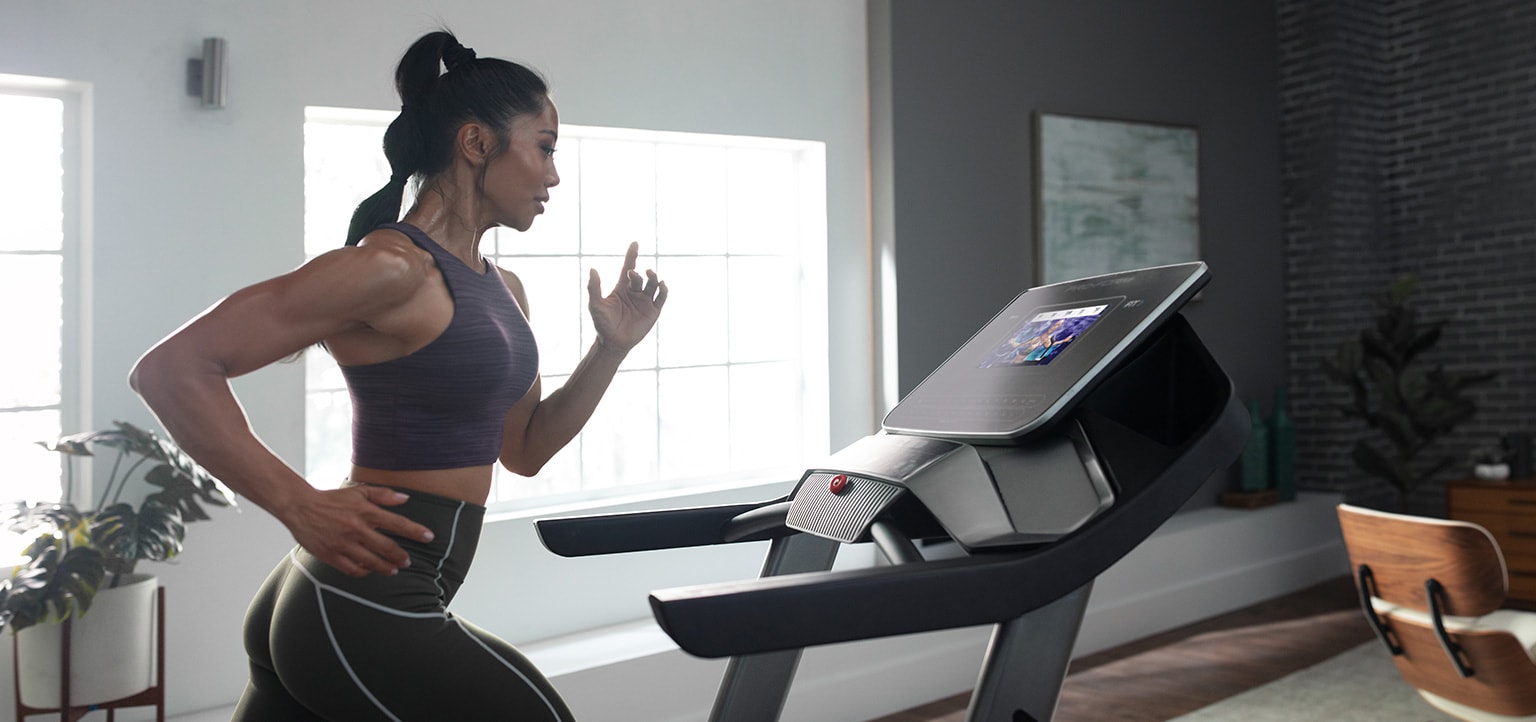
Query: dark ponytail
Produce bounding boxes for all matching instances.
[343,30,550,246]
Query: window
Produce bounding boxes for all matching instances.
[303,108,828,508]
[0,76,86,508]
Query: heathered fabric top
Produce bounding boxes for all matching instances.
[340,222,538,470]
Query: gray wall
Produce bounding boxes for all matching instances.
[872,0,1286,507]
[1280,0,1536,513]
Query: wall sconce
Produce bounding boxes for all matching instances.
[186,38,228,109]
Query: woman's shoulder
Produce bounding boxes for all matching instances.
[299,228,437,302]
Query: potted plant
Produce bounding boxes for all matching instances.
[1320,275,1498,509]
[1,420,235,708]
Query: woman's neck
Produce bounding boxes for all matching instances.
[401,187,489,265]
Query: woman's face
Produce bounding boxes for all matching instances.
[483,100,561,232]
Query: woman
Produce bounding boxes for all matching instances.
[130,31,664,721]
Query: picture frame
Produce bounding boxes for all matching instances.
[1033,112,1201,286]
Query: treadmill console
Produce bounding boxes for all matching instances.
[882,262,1208,441]
[788,262,1210,549]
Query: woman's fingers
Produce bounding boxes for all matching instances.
[356,486,435,542]
[587,267,603,304]
[623,241,639,271]
[653,279,669,310]
[297,485,437,577]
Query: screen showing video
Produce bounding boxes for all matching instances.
[979,304,1109,368]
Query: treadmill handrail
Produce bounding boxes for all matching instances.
[536,498,792,557]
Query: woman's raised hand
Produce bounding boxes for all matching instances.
[587,242,668,352]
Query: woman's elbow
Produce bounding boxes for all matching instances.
[499,442,555,477]
[127,349,163,397]
[127,345,186,404]
[500,455,546,477]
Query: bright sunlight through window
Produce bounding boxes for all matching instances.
[0,84,74,508]
[303,107,828,509]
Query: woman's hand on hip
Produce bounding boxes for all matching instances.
[587,242,668,352]
[282,485,436,577]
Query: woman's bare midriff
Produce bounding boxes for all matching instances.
[345,464,496,506]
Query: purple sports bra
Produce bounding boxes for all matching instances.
[340,223,539,470]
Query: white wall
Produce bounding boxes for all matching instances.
[0,1,871,717]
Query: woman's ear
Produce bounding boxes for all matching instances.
[455,122,494,167]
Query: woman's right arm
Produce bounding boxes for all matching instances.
[129,241,436,577]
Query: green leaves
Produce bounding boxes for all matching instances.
[1,538,106,629]
[144,461,232,523]
[92,500,186,572]
[1,420,234,634]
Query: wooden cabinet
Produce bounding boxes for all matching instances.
[1447,478,1536,604]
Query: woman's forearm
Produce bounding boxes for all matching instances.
[506,338,629,474]
[129,346,315,522]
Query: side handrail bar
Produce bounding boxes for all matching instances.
[536,497,791,557]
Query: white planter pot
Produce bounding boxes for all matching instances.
[15,573,158,709]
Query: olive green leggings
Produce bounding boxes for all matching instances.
[233,489,573,721]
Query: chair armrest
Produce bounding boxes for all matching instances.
[1374,598,1536,659]
[1482,609,1536,657]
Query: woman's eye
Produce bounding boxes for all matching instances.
[541,146,557,158]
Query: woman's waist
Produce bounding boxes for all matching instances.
[346,464,493,507]
[338,477,488,576]
[290,544,475,613]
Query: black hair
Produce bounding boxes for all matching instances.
[343,30,550,246]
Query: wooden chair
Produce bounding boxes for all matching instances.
[1337,504,1536,721]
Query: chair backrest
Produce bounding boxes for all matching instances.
[1337,503,1506,615]
[1337,503,1536,717]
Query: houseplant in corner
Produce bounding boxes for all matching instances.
[1,419,235,708]
[1320,275,1497,510]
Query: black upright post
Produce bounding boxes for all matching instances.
[964,582,1093,722]
[709,533,841,722]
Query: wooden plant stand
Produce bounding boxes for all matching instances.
[13,586,165,722]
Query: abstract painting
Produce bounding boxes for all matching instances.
[1035,113,1200,285]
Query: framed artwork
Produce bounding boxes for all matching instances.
[1034,112,1200,286]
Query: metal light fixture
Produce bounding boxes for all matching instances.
[186,38,227,109]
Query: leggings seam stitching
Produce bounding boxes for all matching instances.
[434,501,464,610]
[288,550,445,619]
[452,616,564,720]
[313,574,403,721]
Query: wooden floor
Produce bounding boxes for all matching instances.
[870,575,1376,722]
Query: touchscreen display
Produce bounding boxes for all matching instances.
[882,261,1207,440]
[980,304,1108,368]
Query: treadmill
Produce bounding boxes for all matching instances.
[536,262,1248,722]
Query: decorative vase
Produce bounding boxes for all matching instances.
[1270,386,1297,501]
[1240,399,1271,492]
[16,573,158,708]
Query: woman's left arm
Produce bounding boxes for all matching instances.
[498,242,668,475]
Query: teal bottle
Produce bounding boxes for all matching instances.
[1270,386,1297,501]
[1240,399,1271,492]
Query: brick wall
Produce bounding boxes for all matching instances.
[1279,0,1536,512]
